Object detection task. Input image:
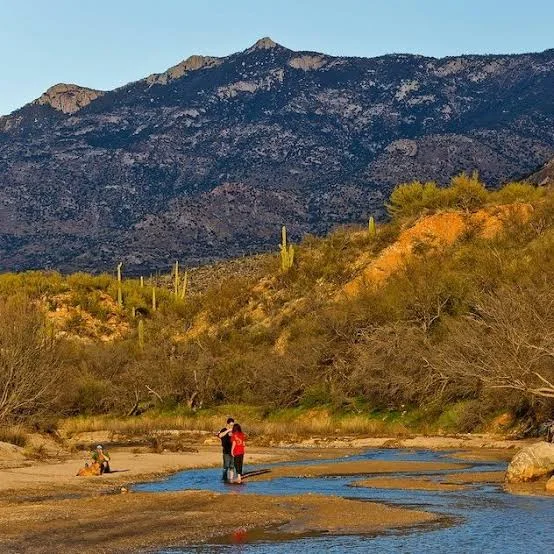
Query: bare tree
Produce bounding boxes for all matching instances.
[0,296,63,423]
[431,285,554,400]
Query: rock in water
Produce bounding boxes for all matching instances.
[505,441,554,483]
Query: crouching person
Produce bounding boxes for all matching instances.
[92,445,111,474]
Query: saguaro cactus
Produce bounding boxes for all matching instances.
[137,319,144,349]
[368,216,376,237]
[152,286,157,311]
[280,226,295,272]
[181,270,188,300]
[140,276,144,288]
[173,261,179,298]
[116,263,123,307]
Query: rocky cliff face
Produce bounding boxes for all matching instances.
[529,156,554,186]
[0,38,553,272]
[33,83,104,114]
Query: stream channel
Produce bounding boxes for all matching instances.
[134,448,553,553]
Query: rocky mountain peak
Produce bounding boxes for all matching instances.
[33,83,103,114]
[146,54,222,85]
[246,36,281,53]
[0,41,553,273]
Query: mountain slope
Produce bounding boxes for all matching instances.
[2,181,552,429]
[1,38,553,272]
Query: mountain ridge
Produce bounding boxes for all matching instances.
[5,38,554,118]
[0,38,553,272]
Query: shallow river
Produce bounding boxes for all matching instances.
[135,449,553,553]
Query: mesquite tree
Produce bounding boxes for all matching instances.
[431,285,554,400]
[0,296,63,423]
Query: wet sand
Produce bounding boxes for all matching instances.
[251,459,469,481]
[353,477,467,491]
[505,479,554,497]
[0,490,439,553]
[352,471,506,492]
[444,471,505,484]
[448,449,516,463]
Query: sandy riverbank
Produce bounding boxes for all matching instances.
[0,444,447,553]
[0,490,440,553]
[0,435,543,552]
[0,444,360,500]
[353,471,506,492]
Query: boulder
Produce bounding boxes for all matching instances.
[505,441,554,483]
[546,476,554,493]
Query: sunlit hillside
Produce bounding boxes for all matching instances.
[1,174,553,437]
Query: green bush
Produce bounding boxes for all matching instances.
[387,181,444,218]
[491,181,545,204]
[448,172,488,211]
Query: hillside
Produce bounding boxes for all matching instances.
[530,155,554,186]
[0,39,553,272]
[1,175,552,435]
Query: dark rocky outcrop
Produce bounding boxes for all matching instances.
[1,38,553,272]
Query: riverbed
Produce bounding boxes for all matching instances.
[135,448,553,553]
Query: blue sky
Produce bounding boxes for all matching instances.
[1,0,553,115]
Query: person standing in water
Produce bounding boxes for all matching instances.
[231,423,246,483]
[217,417,235,481]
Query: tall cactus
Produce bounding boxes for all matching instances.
[140,276,144,288]
[280,226,295,272]
[116,263,123,307]
[152,285,157,311]
[137,319,144,349]
[180,270,188,300]
[173,261,179,298]
[368,216,376,237]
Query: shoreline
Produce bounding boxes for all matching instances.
[0,432,529,496]
[0,435,548,552]
[0,444,454,553]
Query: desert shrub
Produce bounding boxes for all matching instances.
[448,172,488,211]
[388,173,489,220]
[64,312,88,333]
[203,276,259,323]
[0,426,28,447]
[66,272,112,292]
[491,181,545,204]
[387,181,444,218]
[300,384,334,408]
[68,290,110,320]
[0,296,64,423]
[295,229,355,284]
[67,375,117,415]
[0,271,66,299]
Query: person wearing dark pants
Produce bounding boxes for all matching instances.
[231,423,246,483]
[217,417,234,481]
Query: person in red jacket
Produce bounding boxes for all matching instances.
[231,423,246,483]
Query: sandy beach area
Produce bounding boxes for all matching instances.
[0,435,537,552]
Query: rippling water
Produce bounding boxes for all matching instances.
[134,449,553,553]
